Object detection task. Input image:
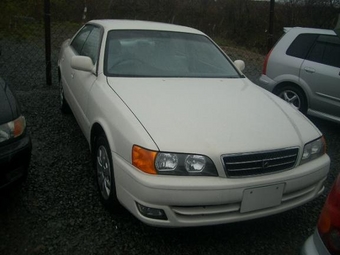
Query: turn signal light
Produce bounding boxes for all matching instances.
[132,145,157,174]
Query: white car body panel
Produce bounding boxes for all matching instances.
[107,77,319,155]
[60,41,97,140]
[86,74,159,159]
[58,20,330,227]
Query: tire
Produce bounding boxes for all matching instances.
[275,85,307,114]
[94,133,120,211]
[59,78,70,114]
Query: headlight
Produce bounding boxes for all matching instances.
[300,137,326,165]
[155,153,179,171]
[132,145,218,176]
[0,116,26,143]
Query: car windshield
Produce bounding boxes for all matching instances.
[104,30,241,78]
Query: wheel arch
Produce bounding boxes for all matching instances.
[90,121,119,159]
[91,122,105,154]
[273,81,309,109]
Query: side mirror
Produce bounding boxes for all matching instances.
[234,60,245,72]
[71,56,94,73]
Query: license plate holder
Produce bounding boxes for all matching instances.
[241,183,284,213]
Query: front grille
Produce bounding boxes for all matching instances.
[222,148,299,177]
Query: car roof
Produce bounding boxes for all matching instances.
[88,19,205,35]
[285,27,336,35]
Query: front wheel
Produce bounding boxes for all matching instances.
[94,133,120,211]
[275,85,307,114]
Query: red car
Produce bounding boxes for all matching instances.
[301,173,340,254]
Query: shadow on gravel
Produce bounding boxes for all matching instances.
[308,116,340,131]
[0,186,21,213]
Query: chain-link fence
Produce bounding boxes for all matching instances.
[0,1,83,90]
[0,0,339,89]
[0,15,45,90]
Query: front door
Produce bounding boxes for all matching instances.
[64,25,102,136]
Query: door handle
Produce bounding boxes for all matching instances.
[304,67,315,74]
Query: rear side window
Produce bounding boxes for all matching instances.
[286,34,318,59]
[306,35,340,68]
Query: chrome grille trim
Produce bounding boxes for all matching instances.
[222,147,299,177]
[225,154,297,165]
[227,160,296,172]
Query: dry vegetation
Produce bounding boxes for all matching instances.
[1,0,339,52]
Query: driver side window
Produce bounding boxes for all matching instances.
[71,25,101,64]
[71,26,92,54]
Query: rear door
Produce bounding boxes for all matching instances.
[300,35,340,118]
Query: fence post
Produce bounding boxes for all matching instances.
[44,0,52,85]
[267,0,275,52]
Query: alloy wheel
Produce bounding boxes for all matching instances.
[96,145,112,200]
[278,90,301,110]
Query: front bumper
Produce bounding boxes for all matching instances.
[0,133,32,189]
[301,230,330,255]
[114,153,329,227]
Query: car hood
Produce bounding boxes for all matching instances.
[107,77,321,154]
[0,77,18,125]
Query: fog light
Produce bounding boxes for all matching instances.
[136,202,167,220]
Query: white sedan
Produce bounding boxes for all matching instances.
[58,20,330,227]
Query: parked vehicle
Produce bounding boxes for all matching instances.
[259,27,340,124]
[301,173,340,255]
[58,20,330,227]
[0,76,31,189]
